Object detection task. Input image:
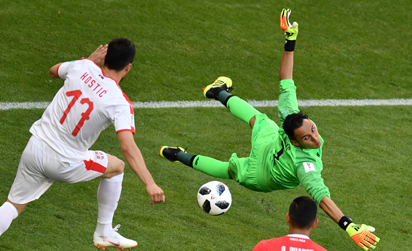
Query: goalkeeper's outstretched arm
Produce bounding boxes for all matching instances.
[319,196,380,250]
[279,51,294,81]
[279,8,381,250]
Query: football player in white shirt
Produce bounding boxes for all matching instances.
[0,38,165,249]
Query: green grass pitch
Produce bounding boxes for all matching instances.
[1,0,412,250]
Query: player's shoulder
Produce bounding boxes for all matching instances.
[295,142,322,161]
[311,240,328,251]
[70,58,102,70]
[287,236,327,250]
[102,85,133,109]
[64,57,91,66]
[60,58,97,72]
[79,57,97,65]
[253,237,284,250]
[264,236,290,245]
[294,147,317,162]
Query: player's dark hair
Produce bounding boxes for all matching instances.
[289,196,317,229]
[104,38,136,71]
[282,111,308,141]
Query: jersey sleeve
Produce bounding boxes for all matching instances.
[57,60,80,80]
[113,103,135,134]
[278,79,300,124]
[296,161,331,205]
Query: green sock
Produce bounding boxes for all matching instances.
[226,96,261,126]
[192,155,230,179]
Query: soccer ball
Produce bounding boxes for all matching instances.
[197,181,232,216]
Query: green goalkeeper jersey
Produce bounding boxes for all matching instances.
[259,79,330,205]
[257,127,329,205]
[226,79,330,204]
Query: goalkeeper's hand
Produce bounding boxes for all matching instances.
[280,8,298,41]
[346,223,380,250]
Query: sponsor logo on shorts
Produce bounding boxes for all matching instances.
[95,151,105,160]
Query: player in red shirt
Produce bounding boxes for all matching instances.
[254,196,327,251]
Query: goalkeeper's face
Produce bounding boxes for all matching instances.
[291,119,321,149]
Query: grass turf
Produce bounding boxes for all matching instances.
[1,0,412,250]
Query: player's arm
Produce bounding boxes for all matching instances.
[319,196,344,223]
[278,9,300,124]
[49,63,62,79]
[296,161,331,205]
[252,241,264,251]
[279,51,294,81]
[297,164,380,250]
[117,131,165,205]
[320,197,380,250]
[48,44,107,79]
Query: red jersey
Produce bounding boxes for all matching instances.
[253,234,327,251]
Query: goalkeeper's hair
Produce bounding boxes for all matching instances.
[104,38,136,71]
[289,196,317,229]
[283,111,308,141]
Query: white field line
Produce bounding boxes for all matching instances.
[1,99,412,110]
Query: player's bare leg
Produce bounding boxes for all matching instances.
[101,154,125,178]
[5,200,27,215]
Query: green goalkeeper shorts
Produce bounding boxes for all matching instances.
[228,113,280,192]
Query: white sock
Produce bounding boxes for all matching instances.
[95,173,123,236]
[0,202,18,236]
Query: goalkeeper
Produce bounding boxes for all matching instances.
[159,8,380,250]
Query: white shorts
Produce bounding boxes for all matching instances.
[8,136,108,204]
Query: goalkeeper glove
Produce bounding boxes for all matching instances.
[280,8,298,51]
[339,216,380,250]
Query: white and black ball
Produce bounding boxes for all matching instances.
[197,181,232,216]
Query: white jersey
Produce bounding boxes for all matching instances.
[30,58,135,160]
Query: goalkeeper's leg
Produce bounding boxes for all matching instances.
[226,96,261,128]
[159,146,231,179]
[192,155,231,179]
[203,77,261,128]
